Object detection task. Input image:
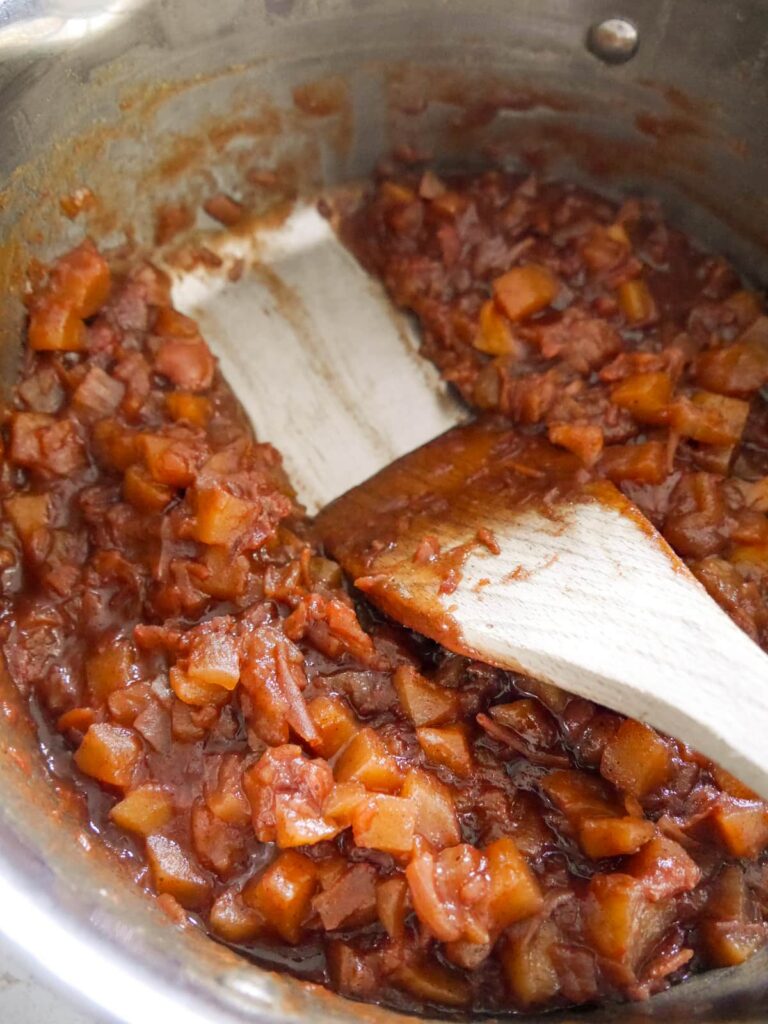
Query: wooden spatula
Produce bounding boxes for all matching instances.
[170,202,464,514]
[316,418,768,798]
[172,204,768,796]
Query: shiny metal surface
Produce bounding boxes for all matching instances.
[586,17,640,64]
[0,933,107,1024]
[0,1,767,1022]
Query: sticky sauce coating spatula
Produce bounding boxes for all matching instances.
[316,419,768,799]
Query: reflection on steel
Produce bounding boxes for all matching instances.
[587,16,639,64]
[0,0,150,49]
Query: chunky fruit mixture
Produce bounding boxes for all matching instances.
[0,170,767,1017]
[342,172,768,646]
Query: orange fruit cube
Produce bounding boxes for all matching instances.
[110,784,173,836]
[352,795,416,855]
[493,264,559,322]
[334,728,403,792]
[416,725,473,777]
[600,719,671,798]
[393,664,458,727]
[308,694,359,758]
[146,834,211,909]
[74,723,142,788]
[243,851,317,944]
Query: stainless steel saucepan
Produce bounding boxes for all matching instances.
[0,1,767,1021]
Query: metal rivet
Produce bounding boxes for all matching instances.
[587,17,639,64]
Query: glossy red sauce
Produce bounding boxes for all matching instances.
[0,172,767,1016]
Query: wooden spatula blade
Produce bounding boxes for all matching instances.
[317,421,768,797]
[170,203,463,512]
